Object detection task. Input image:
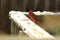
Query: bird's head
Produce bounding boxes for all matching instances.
[29,10,33,14]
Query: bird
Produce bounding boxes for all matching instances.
[29,10,44,24]
[29,10,37,22]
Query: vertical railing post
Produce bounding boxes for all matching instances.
[55,0,59,12]
[1,0,7,30]
[34,0,39,10]
[23,0,28,11]
[11,0,18,10]
[45,0,50,11]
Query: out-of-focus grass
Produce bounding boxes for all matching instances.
[51,26,60,36]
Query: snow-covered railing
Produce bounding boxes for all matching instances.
[20,11,60,15]
[9,11,55,39]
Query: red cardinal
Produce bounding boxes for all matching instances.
[29,10,37,22]
[29,10,43,24]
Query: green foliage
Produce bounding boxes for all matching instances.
[51,26,60,36]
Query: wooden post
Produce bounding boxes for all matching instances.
[55,0,59,11]
[0,0,11,34]
[0,0,1,28]
[1,0,7,30]
[23,0,28,11]
[11,0,18,10]
[45,0,50,11]
[34,0,39,10]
